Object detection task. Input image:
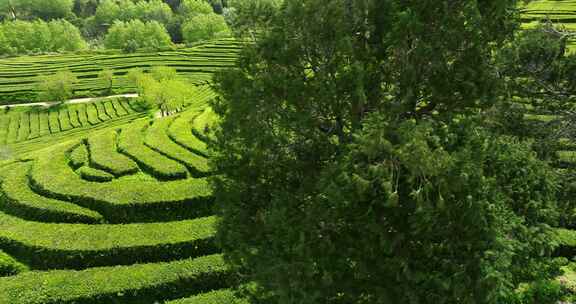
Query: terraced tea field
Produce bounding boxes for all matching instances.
[0,38,242,104]
[521,0,576,50]
[0,83,248,303]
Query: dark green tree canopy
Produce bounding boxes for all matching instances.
[210,0,567,303]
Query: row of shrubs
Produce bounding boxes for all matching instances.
[0,254,230,304]
[144,116,211,178]
[118,120,190,180]
[0,209,218,269]
[87,131,139,177]
[0,99,139,146]
[30,142,214,222]
[0,162,103,223]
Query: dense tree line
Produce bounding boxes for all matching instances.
[104,20,172,52]
[211,0,576,303]
[0,0,233,55]
[0,19,86,55]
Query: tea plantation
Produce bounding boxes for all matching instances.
[1,0,576,303]
[0,83,249,303]
[0,38,242,104]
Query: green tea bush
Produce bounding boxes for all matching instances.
[0,250,27,277]
[0,212,218,269]
[144,117,210,177]
[87,130,139,177]
[77,166,114,182]
[0,254,230,304]
[0,162,103,223]
[118,120,189,180]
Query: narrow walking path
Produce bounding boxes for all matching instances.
[0,94,139,109]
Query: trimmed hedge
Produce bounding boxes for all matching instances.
[118,120,189,180]
[165,289,248,304]
[168,109,209,158]
[87,130,139,177]
[68,143,88,169]
[555,228,576,258]
[192,107,218,142]
[30,142,213,222]
[0,99,143,149]
[0,211,218,269]
[0,38,241,104]
[0,254,230,304]
[77,166,115,182]
[0,250,28,277]
[145,117,210,177]
[0,162,103,224]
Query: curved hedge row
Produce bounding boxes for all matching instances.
[145,116,210,177]
[0,212,218,269]
[166,289,248,304]
[118,120,189,180]
[0,254,230,304]
[0,39,242,104]
[0,162,103,224]
[87,130,139,177]
[0,85,232,301]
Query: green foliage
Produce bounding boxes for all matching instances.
[151,66,178,82]
[0,250,27,277]
[0,162,103,223]
[182,13,230,43]
[0,254,230,304]
[513,280,570,304]
[98,68,114,94]
[95,0,173,28]
[144,117,210,177]
[104,20,172,52]
[76,166,115,182]
[3,0,74,20]
[129,67,197,114]
[30,141,211,222]
[180,0,214,17]
[87,130,138,177]
[226,0,282,37]
[118,120,189,180]
[0,39,239,104]
[39,70,77,102]
[0,19,86,55]
[210,0,566,303]
[166,289,248,304]
[0,209,218,269]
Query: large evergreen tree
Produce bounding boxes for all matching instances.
[211,0,566,303]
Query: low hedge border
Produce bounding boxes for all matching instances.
[0,213,219,270]
[118,120,189,180]
[29,142,213,223]
[0,162,103,224]
[144,117,210,178]
[86,130,139,177]
[0,254,231,304]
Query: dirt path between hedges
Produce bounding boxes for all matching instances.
[0,94,139,109]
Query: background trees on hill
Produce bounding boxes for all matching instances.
[211,0,570,303]
[0,19,86,55]
[104,20,172,52]
[182,13,228,43]
[0,0,74,20]
[94,0,173,29]
[179,0,214,17]
[0,0,232,54]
